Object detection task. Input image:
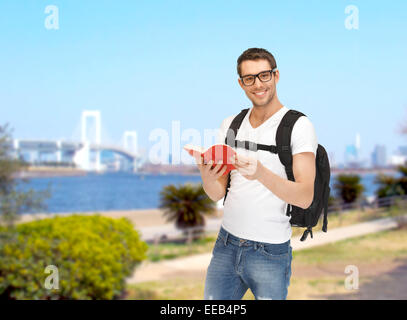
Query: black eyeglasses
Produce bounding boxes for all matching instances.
[240,68,278,86]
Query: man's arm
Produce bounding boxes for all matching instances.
[257,152,316,209]
[202,170,228,202]
[233,151,316,209]
[200,116,234,202]
[194,155,229,202]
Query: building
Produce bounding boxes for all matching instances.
[344,144,357,163]
[399,145,407,156]
[371,144,387,167]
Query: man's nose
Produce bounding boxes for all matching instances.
[253,76,263,87]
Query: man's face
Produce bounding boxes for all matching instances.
[238,59,279,107]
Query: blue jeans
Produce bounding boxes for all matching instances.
[204,226,292,300]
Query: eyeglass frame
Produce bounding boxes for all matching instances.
[240,67,278,86]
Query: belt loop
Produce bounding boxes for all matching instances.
[254,242,257,250]
[223,232,228,246]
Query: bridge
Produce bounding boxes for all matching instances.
[9,110,140,172]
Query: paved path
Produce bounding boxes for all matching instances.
[138,218,222,241]
[127,216,401,284]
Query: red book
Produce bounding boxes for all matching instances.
[183,143,236,176]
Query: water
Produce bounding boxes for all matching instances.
[17,172,202,214]
[16,171,401,214]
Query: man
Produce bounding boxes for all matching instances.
[195,48,318,300]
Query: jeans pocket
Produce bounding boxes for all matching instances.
[259,243,289,259]
[213,233,225,252]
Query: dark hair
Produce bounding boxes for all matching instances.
[237,48,277,77]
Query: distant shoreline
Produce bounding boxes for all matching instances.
[13,166,87,178]
[13,166,201,178]
[12,165,398,179]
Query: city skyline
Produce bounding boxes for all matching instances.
[1,1,407,165]
[10,111,407,169]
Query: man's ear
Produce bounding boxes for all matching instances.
[238,78,244,89]
[274,70,280,85]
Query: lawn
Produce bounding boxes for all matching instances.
[145,206,400,262]
[127,227,407,300]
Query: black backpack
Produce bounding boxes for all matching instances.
[223,108,331,241]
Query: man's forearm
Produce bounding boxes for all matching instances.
[257,165,313,209]
[202,178,226,202]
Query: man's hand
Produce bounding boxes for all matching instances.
[231,153,263,180]
[194,154,227,184]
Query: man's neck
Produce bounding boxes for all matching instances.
[250,97,284,123]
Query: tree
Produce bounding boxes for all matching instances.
[375,172,404,198]
[395,107,407,193]
[333,174,365,209]
[374,162,407,207]
[0,123,51,228]
[396,163,407,194]
[378,107,407,206]
[159,182,216,242]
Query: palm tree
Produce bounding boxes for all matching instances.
[375,174,404,197]
[396,163,407,194]
[374,162,407,207]
[333,174,364,209]
[159,183,216,242]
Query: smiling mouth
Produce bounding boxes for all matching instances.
[253,90,267,97]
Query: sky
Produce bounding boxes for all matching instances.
[1,0,407,165]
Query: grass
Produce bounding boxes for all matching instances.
[293,228,407,265]
[291,206,398,237]
[127,227,407,300]
[145,206,403,262]
[286,276,357,300]
[146,233,218,262]
[126,277,257,300]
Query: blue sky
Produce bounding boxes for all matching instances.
[1,0,406,165]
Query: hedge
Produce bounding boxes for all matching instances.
[0,214,148,299]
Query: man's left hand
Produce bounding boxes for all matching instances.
[231,153,263,180]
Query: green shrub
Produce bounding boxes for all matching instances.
[0,214,148,299]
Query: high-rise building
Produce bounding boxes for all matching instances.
[399,145,407,156]
[344,133,367,168]
[389,155,407,166]
[344,144,358,164]
[371,144,387,167]
[328,152,336,168]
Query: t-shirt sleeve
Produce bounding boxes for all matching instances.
[291,116,318,156]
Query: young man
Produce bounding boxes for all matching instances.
[195,48,318,300]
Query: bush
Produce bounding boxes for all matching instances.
[389,199,407,229]
[0,214,148,299]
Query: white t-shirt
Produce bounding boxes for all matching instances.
[217,106,318,244]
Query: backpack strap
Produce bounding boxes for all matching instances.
[322,186,330,232]
[300,227,313,241]
[275,109,306,216]
[223,108,250,205]
[232,140,278,153]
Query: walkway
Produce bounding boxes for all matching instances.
[127,216,401,284]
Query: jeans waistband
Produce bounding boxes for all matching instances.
[218,225,290,249]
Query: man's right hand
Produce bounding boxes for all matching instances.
[194,155,227,184]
